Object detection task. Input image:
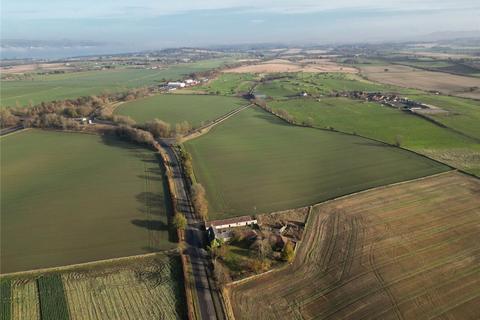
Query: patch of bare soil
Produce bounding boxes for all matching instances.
[223,59,357,74]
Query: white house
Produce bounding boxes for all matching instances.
[206,215,257,230]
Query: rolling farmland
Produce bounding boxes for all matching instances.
[0,254,185,320]
[230,172,480,320]
[254,73,392,99]
[184,106,449,219]
[0,59,231,108]
[115,94,246,126]
[360,64,480,99]
[0,130,174,273]
[269,97,480,176]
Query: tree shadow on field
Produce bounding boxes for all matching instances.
[131,219,169,231]
[99,134,177,243]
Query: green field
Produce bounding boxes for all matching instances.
[408,94,480,140]
[194,73,258,95]
[254,73,400,99]
[269,97,480,176]
[184,107,449,219]
[115,94,246,126]
[0,59,231,108]
[1,130,174,273]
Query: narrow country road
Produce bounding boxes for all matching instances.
[160,141,225,320]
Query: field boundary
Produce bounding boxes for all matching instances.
[180,103,252,143]
[0,126,29,138]
[0,251,177,278]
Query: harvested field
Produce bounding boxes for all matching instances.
[1,130,174,273]
[0,63,74,74]
[1,253,185,320]
[62,255,185,320]
[361,65,480,99]
[184,106,449,219]
[230,172,480,320]
[223,59,357,74]
[11,280,40,320]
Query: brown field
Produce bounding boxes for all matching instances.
[223,59,357,74]
[361,65,480,99]
[0,63,73,74]
[230,172,480,320]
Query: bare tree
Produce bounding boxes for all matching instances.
[145,118,172,138]
[191,183,209,220]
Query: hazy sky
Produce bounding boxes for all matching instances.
[2,0,479,51]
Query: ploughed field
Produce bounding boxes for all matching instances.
[115,94,246,126]
[269,97,480,176]
[0,59,229,108]
[0,253,186,320]
[231,172,480,320]
[0,130,174,273]
[184,106,449,219]
[360,64,480,99]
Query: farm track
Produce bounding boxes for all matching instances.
[230,172,480,320]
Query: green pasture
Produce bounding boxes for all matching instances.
[194,73,258,95]
[269,97,480,176]
[184,107,449,219]
[254,73,396,99]
[408,94,480,140]
[115,94,246,126]
[0,59,231,108]
[0,130,174,273]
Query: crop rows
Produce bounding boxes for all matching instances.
[37,274,69,320]
[62,257,185,320]
[230,172,480,319]
[11,280,40,320]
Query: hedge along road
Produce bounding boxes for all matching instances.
[0,129,175,273]
[184,106,450,219]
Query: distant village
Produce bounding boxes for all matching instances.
[335,91,442,113]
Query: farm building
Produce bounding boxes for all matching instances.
[167,81,186,88]
[206,215,257,230]
[206,216,258,242]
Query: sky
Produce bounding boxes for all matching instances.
[1,0,479,57]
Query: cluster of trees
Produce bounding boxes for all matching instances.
[191,183,208,220]
[25,113,80,130]
[179,148,194,178]
[110,125,156,147]
[143,119,172,138]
